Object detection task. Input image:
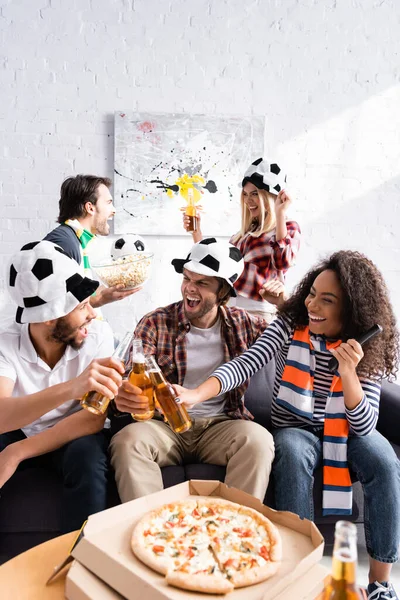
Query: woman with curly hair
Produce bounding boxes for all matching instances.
[183,158,301,321]
[177,250,400,599]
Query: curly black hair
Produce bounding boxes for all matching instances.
[279,250,399,380]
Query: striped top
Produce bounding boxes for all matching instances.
[213,316,380,435]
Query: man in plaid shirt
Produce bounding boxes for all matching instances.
[110,238,276,503]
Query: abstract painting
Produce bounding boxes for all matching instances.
[114,112,265,236]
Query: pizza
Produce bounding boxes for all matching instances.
[131,497,282,595]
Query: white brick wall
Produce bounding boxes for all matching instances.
[1,0,400,343]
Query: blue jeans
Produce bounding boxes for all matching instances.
[0,429,110,533]
[272,427,400,563]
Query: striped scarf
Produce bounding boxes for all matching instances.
[64,219,95,276]
[276,327,352,516]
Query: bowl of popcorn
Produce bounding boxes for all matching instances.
[92,252,154,291]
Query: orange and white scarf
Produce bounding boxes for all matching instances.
[276,327,352,516]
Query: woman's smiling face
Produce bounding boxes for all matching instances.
[305,269,344,339]
[242,182,263,219]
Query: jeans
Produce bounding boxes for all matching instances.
[272,427,400,563]
[0,429,110,533]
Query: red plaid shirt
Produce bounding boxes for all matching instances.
[231,220,301,301]
[134,302,267,420]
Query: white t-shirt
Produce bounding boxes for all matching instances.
[183,319,226,417]
[0,319,114,437]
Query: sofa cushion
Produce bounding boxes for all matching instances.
[378,381,400,445]
[0,468,61,534]
[161,465,186,488]
[184,463,226,482]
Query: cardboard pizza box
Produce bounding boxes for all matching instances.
[71,480,325,600]
[66,559,330,600]
[66,561,125,600]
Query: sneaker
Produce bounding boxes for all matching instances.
[367,581,399,600]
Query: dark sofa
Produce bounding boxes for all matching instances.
[1,364,399,564]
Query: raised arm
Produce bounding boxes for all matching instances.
[274,190,292,241]
[269,219,301,270]
[182,207,203,243]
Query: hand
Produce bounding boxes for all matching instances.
[90,284,142,308]
[71,357,125,400]
[330,339,364,377]
[180,205,203,233]
[274,190,292,219]
[172,384,202,409]
[0,443,24,488]
[259,280,287,306]
[114,380,150,415]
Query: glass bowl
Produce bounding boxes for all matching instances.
[92,252,154,291]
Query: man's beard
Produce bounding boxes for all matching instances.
[183,297,216,322]
[50,317,87,350]
[93,216,109,236]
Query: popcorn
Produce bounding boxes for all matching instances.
[93,253,153,290]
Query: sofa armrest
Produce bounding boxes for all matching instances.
[377,380,400,445]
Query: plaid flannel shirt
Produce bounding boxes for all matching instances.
[231,220,301,301]
[134,301,267,420]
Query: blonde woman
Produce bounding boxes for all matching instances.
[183,158,301,321]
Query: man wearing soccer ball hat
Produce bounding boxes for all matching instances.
[110,237,276,504]
[0,240,125,532]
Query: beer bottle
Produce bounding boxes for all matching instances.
[129,339,155,421]
[145,355,192,434]
[185,188,197,232]
[81,331,133,416]
[322,521,363,599]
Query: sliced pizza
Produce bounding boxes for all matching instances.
[131,497,282,595]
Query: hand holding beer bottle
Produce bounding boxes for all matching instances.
[129,339,155,421]
[145,355,192,434]
[185,188,197,232]
[181,201,203,243]
[80,332,133,416]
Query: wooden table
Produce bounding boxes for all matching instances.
[0,531,77,599]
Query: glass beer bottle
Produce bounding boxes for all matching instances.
[129,339,155,421]
[185,188,197,232]
[145,355,192,434]
[80,331,133,416]
[322,521,363,600]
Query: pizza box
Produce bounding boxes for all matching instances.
[65,559,330,600]
[66,561,125,600]
[71,480,325,600]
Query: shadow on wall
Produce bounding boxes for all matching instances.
[284,173,400,335]
[245,2,400,144]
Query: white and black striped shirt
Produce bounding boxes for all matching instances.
[213,316,380,435]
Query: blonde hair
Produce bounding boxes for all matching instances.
[231,188,276,244]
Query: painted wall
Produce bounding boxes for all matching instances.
[1,0,399,341]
